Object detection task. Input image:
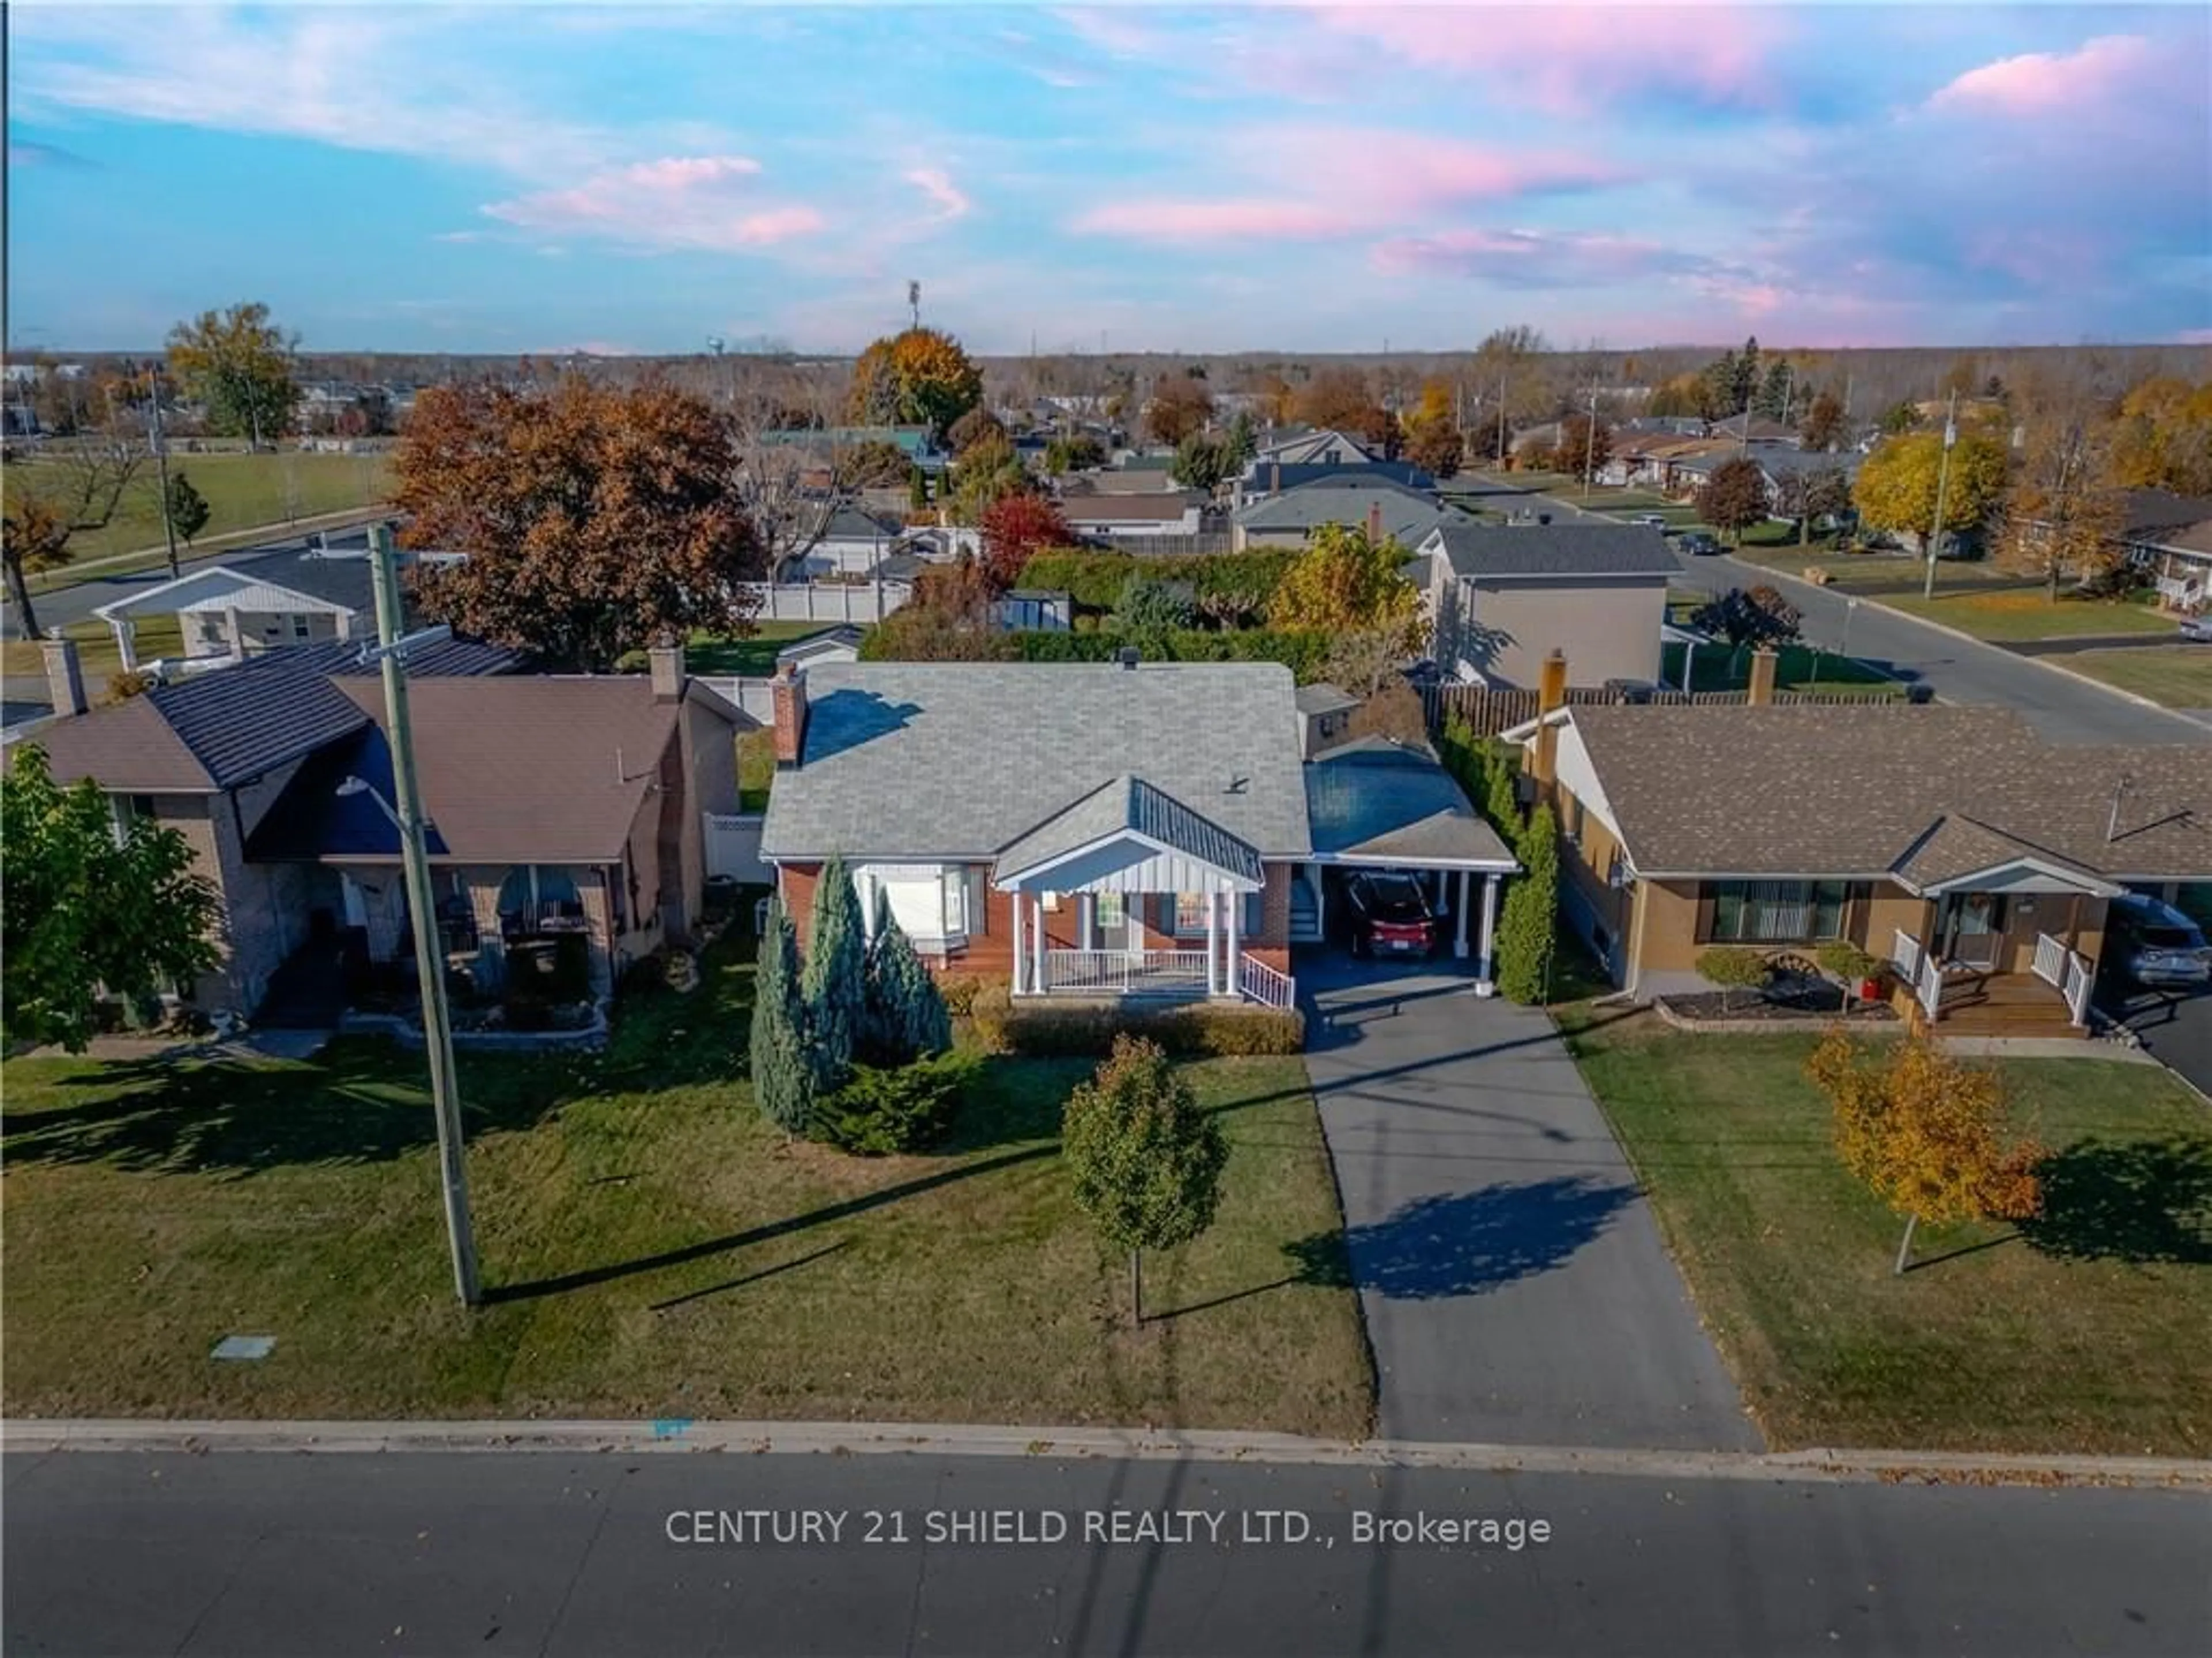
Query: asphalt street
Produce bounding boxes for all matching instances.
[0,524,376,641]
[5,1447,2206,1658]
[1300,954,1755,1450]
[2104,982,2212,1098]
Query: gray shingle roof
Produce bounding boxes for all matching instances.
[760,662,1311,862]
[1427,522,1680,581]
[995,774,1263,884]
[1565,704,2212,882]
[1304,741,1519,867]
[1236,486,1451,545]
[1294,683,1361,716]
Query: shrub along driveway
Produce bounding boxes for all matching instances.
[1298,951,1756,1449]
[1,935,1369,1435]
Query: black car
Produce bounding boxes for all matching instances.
[1677,532,1723,555]
[1343,872,1438,958]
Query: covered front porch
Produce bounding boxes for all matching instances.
[990,775,1295,1009]
[1887,886,2103,1037]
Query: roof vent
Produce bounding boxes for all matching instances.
[1116,646,1140,670]
[1225,774,1249,795]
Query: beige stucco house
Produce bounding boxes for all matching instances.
[1419,521,1677,689]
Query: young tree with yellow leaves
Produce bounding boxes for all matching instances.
[1995,419,2128,600]
[1267,521,1427,657]
[844,326,983,440]
[1807,1030,2044,1275]
[1851,431,2010,557]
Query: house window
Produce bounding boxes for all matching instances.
[857,863,968,947]
[290,614,313,641]
[1175,891,1210,934]
[1707,880,1852,943]
[197,614,226,647]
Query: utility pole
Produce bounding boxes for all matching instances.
[367,525,480,1307]
[1921,389,1959,601]
[1497,376,1508,470]
[907,280,921,331]
[1581,381,1600,498]
[145,366,181,580]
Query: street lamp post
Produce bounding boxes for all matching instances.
[1922,390,1959,601]
[355,525,479,1306]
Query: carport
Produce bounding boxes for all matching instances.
[1300,737,1521,994]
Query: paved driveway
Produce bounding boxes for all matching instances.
[1300,950,1757,1450]
[2104,982,2212,1099]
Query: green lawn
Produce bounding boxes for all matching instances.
[1,935,1369,1433]
[21,451,393,587]
[1559,1012,2212,1456]
[737,727,775,811]
[2,613,184,688]
[1876,590,2179,642]
[2061,645,2212,709]
[684,621,843,677]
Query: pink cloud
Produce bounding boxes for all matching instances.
[1372,226,1709,289]
[904,166,971,221]
[483,154,823,252]
[1927,35,2151,117]
[1070,128,1624,244]
[1305,4,1784,113]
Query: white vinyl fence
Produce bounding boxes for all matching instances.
[742,581,912,624]
[704,813,770,883]
[699,677,780,723]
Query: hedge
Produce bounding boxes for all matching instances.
[1011,627,1332,681]
[1017,548,1296,611]
[965,988,1305,1057]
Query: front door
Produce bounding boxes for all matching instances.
[1094,891,1128,950]
[1944,893,2007,969]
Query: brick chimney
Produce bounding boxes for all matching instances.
[771,662,809,766]
[41,638,86,719]
[647,633,685,703]
[1747,646,1778,707]
[1529,648,1568,794]
[1366,501,1383,544]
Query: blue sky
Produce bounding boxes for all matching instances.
[8,2,2209,355]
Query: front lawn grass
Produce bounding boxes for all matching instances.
[1878,589,2178,642]
[2061,645,2212,709]
[1557,1012,2212,1456]
[1,936,1368,1434]
[1660,639,1897,695]
[2,614,184,688]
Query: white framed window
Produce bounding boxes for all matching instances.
[1175,891,1209,935]
[290,614,312,641]
[855,863,968,947]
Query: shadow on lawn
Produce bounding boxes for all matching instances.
[2021,1135,2212,1266]
[2,1038,588,1177]
[1285,1175,1637,1300]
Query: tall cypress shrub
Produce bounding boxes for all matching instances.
[804,856,866,1092]
[750,899,815,1136]
[1494,803,1559,1004]
[862,893,952,1063]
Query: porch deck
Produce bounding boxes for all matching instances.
[1889,927,2092,1038]
[1029,947,1297,1009]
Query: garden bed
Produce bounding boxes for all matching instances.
[1656,982,1898,1027]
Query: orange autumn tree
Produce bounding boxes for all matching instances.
[1808,1029,2044,1275]
[844,327,983,441]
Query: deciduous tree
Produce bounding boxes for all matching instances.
[1170,431,1234,492]
[1774,465,1852,546]
[1851,432,2010,555]
[1995,420,2128,599]
[979,492,1074,591]
[947,430,1030,525]
[165,300,300,445]
[946,406,1008,458]
[1556,413,1612,480]
[1695,946,1771,1013]
[395,377,763,669]
[1062,1034,1229,1326]
[1808,1029,2045,1274]
[1,745,222,1052]
[1800,389,1847,453]
[750,898,815,1137]
[1267,522,1426,652]
[1691,585,1801,647]
[1695,456,1771,544]
[1293,368,1381,432]
[2109,377,2212,496]
[845,327,983,439]
[860,556,1013,662]
[1145,375,1214,445]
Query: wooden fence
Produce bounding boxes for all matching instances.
[1421,681,1915,738]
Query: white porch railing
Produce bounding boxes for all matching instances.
[1891,927,1922,981]
[2060,946,2094,1026]
[1915,950,1944,1019]
[1042,948,1209,997]
[1240,957,1296,1010]
[2031,932,2067,988]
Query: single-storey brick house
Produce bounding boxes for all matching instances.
[26,638,748,1019]
[757,659,1518,1007]
[1508,695,2212,1036]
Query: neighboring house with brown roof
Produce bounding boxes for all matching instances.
[2119,489,2212,613]
[25,638,748,1022]
[1506,696,2212,1035]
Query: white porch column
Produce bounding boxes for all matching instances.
[109,617,138,671]
[1205,889,1221,995]
[1032,894,1048,993]
[1010,888,1028,997]
[1455,869,1472,959]
[1225,880,1241,999]
[1080,891,1096,951]
[1475,874,1502,996]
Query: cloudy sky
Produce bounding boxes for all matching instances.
[7,2,2209,355]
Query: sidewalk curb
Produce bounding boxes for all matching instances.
[8,1419,2207,1488]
